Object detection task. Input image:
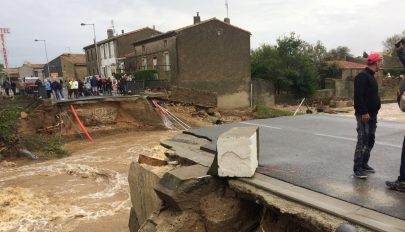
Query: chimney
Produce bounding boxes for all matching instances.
[224,17,230,24]
[121,29,124,35]
[193,12,201,24]
[107,29,114,38]
[153,25,155,30]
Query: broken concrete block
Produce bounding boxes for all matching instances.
[128,162,163,231]
[138,154,168,166]
[216,127,259,177]
[154,164,221,211]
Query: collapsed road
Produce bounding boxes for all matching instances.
[129,114,405,232]
[186,115,405,221]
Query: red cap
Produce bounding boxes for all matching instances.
[367,53,382,63]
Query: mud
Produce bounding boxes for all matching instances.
[0,130,178,232]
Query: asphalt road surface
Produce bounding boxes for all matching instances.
[186,114,405,220]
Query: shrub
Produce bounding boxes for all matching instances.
[255,105,294,119]
[134,70,158,80]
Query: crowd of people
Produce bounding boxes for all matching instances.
[1,74,137,100]
[1,79,16,97]
[27,74,136,100]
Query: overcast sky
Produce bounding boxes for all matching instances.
[1,0,404,67]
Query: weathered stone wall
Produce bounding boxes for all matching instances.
[128,162,163,231]
[252,78,275,107]
[116,28,161,58]
[170,86,217,107]
[132,36,177,81]
[313,89,334,100]
[176,20,251,108]
[335,79,354,99]
[381,77,401,100]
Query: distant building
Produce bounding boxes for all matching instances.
[44,53,87,80]
[328,60,366,80]
[1,68,19,83]
[18,63,44,79]
[129,14,251,109]
[83,27,162,77]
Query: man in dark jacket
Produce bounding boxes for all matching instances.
[385,45,405,192]
[2,79,10,96]
[352,53,382,179]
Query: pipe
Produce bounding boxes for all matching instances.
[250,82,253,107]
[70,104,94,143]
[294,98,305,116]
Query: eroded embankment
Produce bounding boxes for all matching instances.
[128,133,373,232]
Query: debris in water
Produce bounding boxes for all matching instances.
[0,160,16,168]
[17,149,38,160]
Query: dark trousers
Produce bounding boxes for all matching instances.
[353,114,377,171]
[397,51,405,67]
[399,136,405,181]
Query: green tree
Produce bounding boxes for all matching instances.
[362,51,368,58]
[326,46,353,60]
[251,44,291,93]
[251,33,320,97]
[383,31,405,56]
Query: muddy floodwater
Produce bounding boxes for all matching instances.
[0,130,178,232]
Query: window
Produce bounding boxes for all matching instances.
[103,44,107,59]
[108,42,112,58]
[86,51,90,61]
[142,57,147,70]
[164,40,167,48]
[153,56,157,69]
[142,46,146,53]
[164,52,170,71]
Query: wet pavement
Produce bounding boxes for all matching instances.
[186,114,405,220]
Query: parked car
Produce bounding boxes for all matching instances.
[18,77,40,94]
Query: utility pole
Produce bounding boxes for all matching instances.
[0,28,10,68]
[225,0,229,18]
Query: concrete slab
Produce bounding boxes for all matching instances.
[217,127,258,177]
[186,114,405,221]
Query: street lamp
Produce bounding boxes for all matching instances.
[81,22,100,75]
[34,39,50,79]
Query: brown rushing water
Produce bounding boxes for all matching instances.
[0,130,178,232]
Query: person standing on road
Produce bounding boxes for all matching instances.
[90,75,98,95]
[51,79,60,100]
[44,79,52,98]
[68,79,73,99]
[58,79,65,100]
[352,53,383,179]
[10,81,16,96]
[73,79,79,98]
[2,79,10,96]
[386,51,405,192]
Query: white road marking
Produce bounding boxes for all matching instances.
[240,121,281,130]
[314,133,402,148]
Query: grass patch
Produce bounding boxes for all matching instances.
[22,135,70,159]
[255,105,294,119]
[0,107,22,145]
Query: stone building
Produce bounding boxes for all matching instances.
[2,68,19,83]
[18,63,44,79]
[129,14,251,109]
[83,27,162,77]
[44,53,87,80]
